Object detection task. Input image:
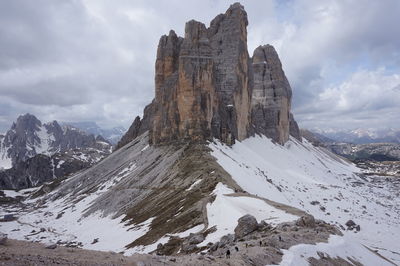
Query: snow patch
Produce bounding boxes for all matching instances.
[186,180,202,191]
[274,235,393,266]
[201,183,297,245]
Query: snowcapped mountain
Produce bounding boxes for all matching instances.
[62,121,126,145]
[0,133,398,265]
[313,128,400,144]
[0,114,112,170]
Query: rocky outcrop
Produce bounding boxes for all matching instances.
[296,214,316,227]
[289,113,301,141]
[234,214,258,238]
[116,101,154,150]
[120,3,299,147]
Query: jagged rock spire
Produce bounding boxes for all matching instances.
[118,3,300,148]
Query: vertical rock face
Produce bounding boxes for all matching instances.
[250,45,292,144]
[208,3,251,142]
[152,30,183,144]
[176,20,217,142]
[289,113,301,141]
[151,3,251,145]
[120,3,300,147]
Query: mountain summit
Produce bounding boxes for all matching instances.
[117,3,300,149]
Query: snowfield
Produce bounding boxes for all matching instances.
[0,135,398,265]
[201,183,298,246]
[275,235,393,266]
[0,162,145,254]
[210,136,400,264]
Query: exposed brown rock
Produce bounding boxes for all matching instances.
[119,3,300,148]
[151,3,251,145]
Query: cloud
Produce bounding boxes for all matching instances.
[297,69,400,129]
[0,0,399,132]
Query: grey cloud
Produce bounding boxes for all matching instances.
[0,0,399,132]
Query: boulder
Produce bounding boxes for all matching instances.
[296,214,316,227]
[181,233,205,253]
[218,234,235,247]
[234,214,258,238]
[258,220,271,231]
[2,214,16,222]
[0,233,7,245]
[345,220,356,228]
[345,220,360,231]
[45,243,57,249]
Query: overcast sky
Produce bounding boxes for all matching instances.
[0,0,399,132]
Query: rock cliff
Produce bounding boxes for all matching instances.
[118,2,300,148]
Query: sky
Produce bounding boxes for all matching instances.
[0,0,399,132]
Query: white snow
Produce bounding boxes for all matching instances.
[274,235,393,266]
[0,191,154,254]
[34,126,54,155]
[141,145,149,152]
[174,224,204,238]
[0,155,12,170]
[0,136,12,169]
[1,187,39,198]
[2,190,22,198]
[56,160,65,169]
[0,159,147,255]
[200,183,297,245]
[185,179,202,191]
[210,136,400,264]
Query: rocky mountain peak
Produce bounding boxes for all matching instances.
[0,114,112,170]
[118,3,300,148]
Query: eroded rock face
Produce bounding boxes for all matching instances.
[289,113,301,141]
[151,3,251,145]
[250,45,293,144]
[120,3,300,147]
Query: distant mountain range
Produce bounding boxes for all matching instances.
[0,113,112,169]
[311,128,400,144]
[61,121,125,145]
[301,129,400,161]
[0,114,113,189]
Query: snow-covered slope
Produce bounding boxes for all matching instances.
[210,136,400,264]
[1,134,398,265]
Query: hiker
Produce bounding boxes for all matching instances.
[259,240,262,246]
[226,249,231,258]
[279,235,282,241]
[235,246,239,252]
